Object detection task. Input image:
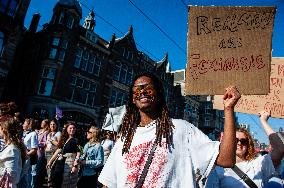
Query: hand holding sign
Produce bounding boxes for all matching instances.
[258,110,271,122]
[223,86,241,110]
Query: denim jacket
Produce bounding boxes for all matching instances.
[80,142,104,176]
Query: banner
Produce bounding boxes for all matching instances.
[213,58,284,118]
[186,6,275,95]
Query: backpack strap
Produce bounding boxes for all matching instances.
[231,164,258,188]
[134,140,157,188]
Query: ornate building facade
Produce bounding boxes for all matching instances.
[3,0,179,127]
[0,0,31,98]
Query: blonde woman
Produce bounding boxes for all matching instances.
[0,116,26,188]
[21,118,38,188]
[77,126,104,188]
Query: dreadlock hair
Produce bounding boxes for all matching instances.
[119,72,174,154]
[0,116,26,166]
[236,128,255,161]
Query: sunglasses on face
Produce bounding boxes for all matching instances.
[236,138,248,145]
[132,84,155,96]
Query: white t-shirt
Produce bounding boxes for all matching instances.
[0,144,22,188]
[206,154,276,188]
[46,131,61,151]
[98,119,220,188]
[101,139,114,164]
[23,131,38,150]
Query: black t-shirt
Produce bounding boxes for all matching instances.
[62,137,79,154]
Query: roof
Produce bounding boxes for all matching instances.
[55,0,82,17]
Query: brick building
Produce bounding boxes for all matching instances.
[3,0,179,127]
[0,0,31,98]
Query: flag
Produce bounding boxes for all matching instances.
[55,106,63,119]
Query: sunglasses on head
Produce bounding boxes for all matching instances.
[236,138,248,145]
[132,84,155,96]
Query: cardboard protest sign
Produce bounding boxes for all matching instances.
[186,6,275,95]
[213,58,284,118]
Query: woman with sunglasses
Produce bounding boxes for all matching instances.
[207,110,284,188]
[77,126,104,188]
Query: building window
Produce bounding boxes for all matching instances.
[76,78,83,87]
[49,48,57,59]
[61,39,68,49]
[90,83,97,92]
[73,89,87,104]
[74,47,82,68]
[49,37,68,61]
[87,54,95,73]
[113,62,121,81]
[0,0,19,16]
[70,75,97,107]
[52,37,60,46]
[81,50,89,71]
[126,68,133,85]
[66,14,74,29]
[74,49,101,76]
[120,64,127,83]
[58,50,65,61]
[38,67,56,96]
[0,31,4,56]
[59,12,65,24]
[93,57,101,76]
[87,54,102,76]
[109,88,128,107]
[70,75,76,85]
[113,62,133,85]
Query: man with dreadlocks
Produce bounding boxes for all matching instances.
[98,72,241,188]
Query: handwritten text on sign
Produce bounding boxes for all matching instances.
[186,6,275,95]
[213,58,284,119]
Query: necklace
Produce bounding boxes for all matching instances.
[138,120,157,128]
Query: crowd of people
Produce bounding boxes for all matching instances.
[0,72,283,188]
[0,102,115,188]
